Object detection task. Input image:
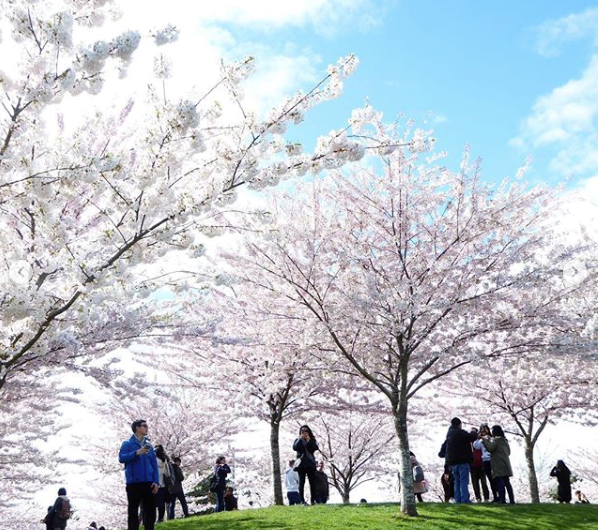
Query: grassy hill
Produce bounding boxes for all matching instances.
[154,502,598,530]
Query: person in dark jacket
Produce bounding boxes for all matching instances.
[43,506,53,530]
[118,419,160,530]
[313,461,330,504]
[292,425,319,504]
[224,486,239,511]
[444,417,478,503]
[213,456,231,513]
[168,457,189,519]
[49,487,70,530]
[441,465,454,502]
[550,460,572,503]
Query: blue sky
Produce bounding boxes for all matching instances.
[198,0,598,189]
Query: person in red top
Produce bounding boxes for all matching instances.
[469,427,489,502]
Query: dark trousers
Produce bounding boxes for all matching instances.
[215,486,225,512]
[494,476,515,504]
[126,482,156,530]
[297,467,316,504]
[287,491,301,505]
[483,461,498,500]
[168,490,189,519]
[156,487,169,521]
[471,465,489,501]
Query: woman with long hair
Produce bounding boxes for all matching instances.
[476,423,498,501]
[292,425,319,504]
[155,445,172,522]
[481,425,515,504]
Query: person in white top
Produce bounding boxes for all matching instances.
[155,445,172,522]
[285,460,301,505]
[475,424,498,502]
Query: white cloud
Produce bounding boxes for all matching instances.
[118,0,385,37]
[511,55,598,178]
[534,7,598,57]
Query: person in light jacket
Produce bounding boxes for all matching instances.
[410,453,427,502]
[155,445,171,522]
[292,425,319,504]
[481,425,514,504]
[476,423,498,501]
[285,459,301,505]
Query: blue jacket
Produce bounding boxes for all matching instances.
[119,435,159,485]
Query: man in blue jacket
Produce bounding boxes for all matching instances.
[119,419,159,530]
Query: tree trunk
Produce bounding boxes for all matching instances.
[393,395,418,517]
[342,490,350,504]
[270,419,284,505]
[524,439,540,503]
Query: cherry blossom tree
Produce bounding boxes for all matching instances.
[221,113,592,516]
[0,0,363,396]
[304,394,397,503]
[167,284,324,506]
[0,0,365,515]
[454,353,598,503]
[63,366,239,527]
[0,371,76,527]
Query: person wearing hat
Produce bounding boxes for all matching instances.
[49,487,71,530]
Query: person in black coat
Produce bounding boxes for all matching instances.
[224,486,239,511]
[167,457,189,519]
[443,417,478,504]
[49,487,70,530]
[550,460,572,503]
[292,425,319,504]
[213,456,231,513]
[313,461,330,504]
[42,506,53,530]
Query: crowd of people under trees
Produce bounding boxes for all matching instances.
[437,417,590,506]
[43,418,590,530]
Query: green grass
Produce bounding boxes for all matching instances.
[154,503,598,530]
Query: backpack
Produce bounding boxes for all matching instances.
[413,465,425,483]
[208,474,219,493]
[58,498,72,520]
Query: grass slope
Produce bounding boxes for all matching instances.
[156,503,598,530]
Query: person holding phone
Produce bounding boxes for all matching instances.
[213,456,231,513]
[118,419,160,530]
[292,425,319,504]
